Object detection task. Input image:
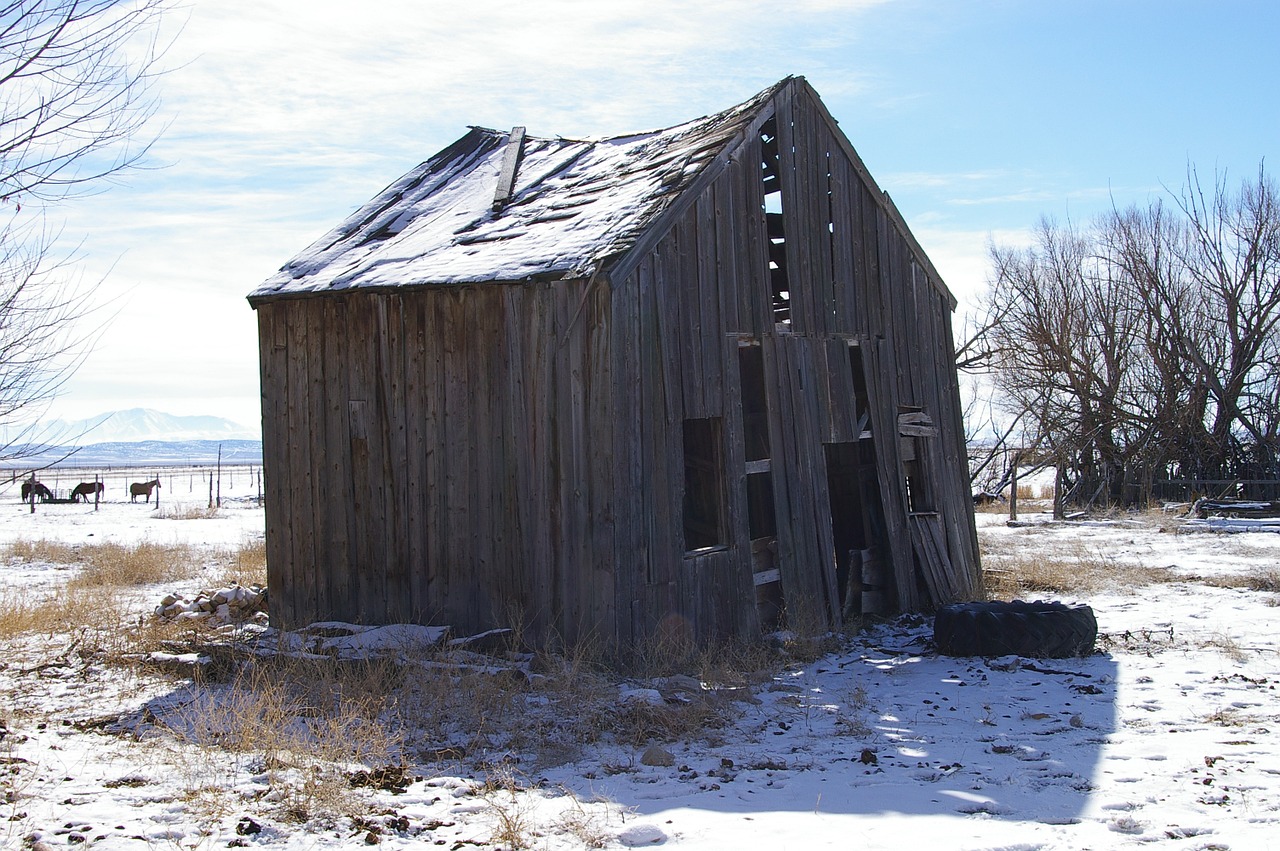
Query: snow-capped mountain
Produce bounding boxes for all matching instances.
[45,408,260,445]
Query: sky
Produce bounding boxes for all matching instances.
[28,0,1280,431]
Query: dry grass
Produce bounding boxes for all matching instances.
[1199,632,1249,663]
[1201,569,1280,593]
[70,541,200,589]
[207,537,268,588]
[4,538,82,564]
[480,768,536,850]
[553,794,614,848]
[609,697,728,748]
[3,538,201,589]
[155,502,220,520]
[981,538,1173,598]
[0,585,122,640]
[0,539,263,648]
[157,654,407,824]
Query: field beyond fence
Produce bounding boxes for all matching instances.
[1,463,264,506]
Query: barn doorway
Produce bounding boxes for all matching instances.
[738,342,784,630]
[824,344,893,618]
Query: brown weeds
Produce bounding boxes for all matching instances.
[981,537,1172,598]
[155,502,220,520]
[159,654,406,823]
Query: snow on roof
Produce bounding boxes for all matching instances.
[249,79,792,302]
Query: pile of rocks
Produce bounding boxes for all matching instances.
[154,584,268,626]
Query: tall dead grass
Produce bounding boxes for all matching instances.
[155,654,406,824]
[0,539,261,643]
[981,537,1172,598]
[155,502,220,520]
[3,538,200,589]
[217,537,267,588]
[0,586,116,639]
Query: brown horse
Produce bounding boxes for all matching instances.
[20,480,52,502]
[71,481,105,503]
[129,478,161,503]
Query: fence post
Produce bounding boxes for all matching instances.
[1008,452,1020,522]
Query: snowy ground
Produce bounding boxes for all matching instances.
[2,481,1279,851]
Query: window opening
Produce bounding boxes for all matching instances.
[682,417,727,553]
[760,117,790,326]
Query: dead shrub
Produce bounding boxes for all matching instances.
[157,654,406,823]
[5,538,201,589]
[609,697,726,748]
[155,502,220,520]
[0,585,124,640]
[71,541,198,588]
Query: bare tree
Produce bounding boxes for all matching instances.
[0,0,172,456]
[983,217,1149,506]
[1172,165,1280,473]
[975,163,1280,509]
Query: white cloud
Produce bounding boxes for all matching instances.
[28,0,931,423]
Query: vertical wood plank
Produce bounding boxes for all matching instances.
[441,288,470,627]
[404,296,431,624]
[285,302,317,625]
[381,294,410,623]
[257,305,295,627]
[696,193,724,412]
[714,161,742,335]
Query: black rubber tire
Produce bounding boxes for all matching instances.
[933,600,1097,658]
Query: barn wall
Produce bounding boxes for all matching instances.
[605,81,980,639]
[256,281,620,645]
[256,78,980,651]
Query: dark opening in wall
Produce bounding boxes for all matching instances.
[760,117,790,326]
[824,441,866,617]
[738,344,770,462]
[848,344,870,434]
[683,417,727,553]
[902,436,934,514]
[746,472,777,540]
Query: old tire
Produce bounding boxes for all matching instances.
[933,600,1097,658]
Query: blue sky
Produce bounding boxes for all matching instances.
[40,0,1279,429]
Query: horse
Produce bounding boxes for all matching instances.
[129,478,161,503]
[71,481,105,503]
[20,480,52,502]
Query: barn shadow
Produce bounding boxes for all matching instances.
[573,641,1119,825]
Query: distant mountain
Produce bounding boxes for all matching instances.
[43,408,260,445]
[10,439,262,467]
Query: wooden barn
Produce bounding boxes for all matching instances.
[248,76,981,652]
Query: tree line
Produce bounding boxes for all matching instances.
[968,164,1280,508]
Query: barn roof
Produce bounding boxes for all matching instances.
[249,79,794,302]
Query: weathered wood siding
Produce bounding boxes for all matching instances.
[606,80,979,637]
[255,78,980,650]
[258,281,620,645]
